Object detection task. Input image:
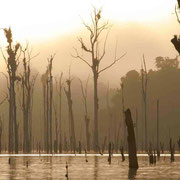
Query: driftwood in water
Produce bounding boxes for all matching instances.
[125,109,138,169]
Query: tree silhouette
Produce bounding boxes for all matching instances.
[72,8,126,151]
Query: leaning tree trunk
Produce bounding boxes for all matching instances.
[125,109,138,169]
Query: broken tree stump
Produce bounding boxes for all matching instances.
[125,109,139,169]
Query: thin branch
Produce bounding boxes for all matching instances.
[0,93,8,106]
[99,26,112,62]
[71,47,92,68]
[99,52,126,74]
[77,37,92,53]
[175,5,180,23]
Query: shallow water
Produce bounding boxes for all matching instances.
[1,154,180,179]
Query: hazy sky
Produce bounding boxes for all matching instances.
[0,0,179,86]
[0,0,177,41]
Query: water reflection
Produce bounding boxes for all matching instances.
[128,168,137,180]
[9,157,16,180]
[0,155,179,179]
[94,156,98,179]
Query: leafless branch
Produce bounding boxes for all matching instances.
[99,26,112,61]
[0,72,9,89]
[99,52,126,74]
[0,93,8,106]
[175,5,180,23]
[71,47,92,68]
[78,37,92,53]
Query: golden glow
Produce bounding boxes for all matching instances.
[0,0,177,42]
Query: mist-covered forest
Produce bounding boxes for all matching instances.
[0,49,179,152]
[0,3,180,156]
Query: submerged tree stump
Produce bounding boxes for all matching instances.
[125,109,138,169]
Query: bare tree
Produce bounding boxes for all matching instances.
[2,28,21,153]
[106,84,112,145]
[141,55,148,151]
[58,72,63,153]
[72,8,126,151]
[41,70,48,152]
[41,55,55,153]
[20,45,38,153]
[64,69,76,152]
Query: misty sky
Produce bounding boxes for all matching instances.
[0,0,179,86]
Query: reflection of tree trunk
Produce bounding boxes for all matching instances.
[125,109,138,169]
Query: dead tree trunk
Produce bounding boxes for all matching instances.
[157,100,160,159]
[21,47,38,153]
[58,73,63,153]
[141,55,148,152]
[125,109,138,169]
[64,75,76,152]
[73,8,126,151]
[49,57,53,154]
[169,138,175,162]
[106,84,113,146]
[79,78,90,151]
[135,108,138,151]
[42,55,55,153]
[3,28,20,153]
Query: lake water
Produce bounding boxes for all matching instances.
[0,154,180,179]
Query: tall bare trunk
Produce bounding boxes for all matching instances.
[93,71,99,151]
[64,79,76,152]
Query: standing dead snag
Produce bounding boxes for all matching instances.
[58,72,63,153]
[64,71,76,152]
[41,55,55,153]
[125,109,138,169]
[156,100,160,159]
[20,45,38,153]
[72,8,126,151]
[79,77,91,151]
[106,84,113,146]
[169,138,175,162]
[141,55,148,152]
[41,71,48,152]
[2,28,21,153]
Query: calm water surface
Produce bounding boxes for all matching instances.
[0,154,180,179]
